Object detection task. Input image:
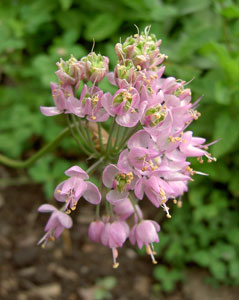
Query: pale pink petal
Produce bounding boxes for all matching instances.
[38,204,56,213]
[106,190,128,204]
[40,106,62,116]
[57,211,73,228]
[65,166,89,179]
[83,182,101,204]
[102,164,119,188]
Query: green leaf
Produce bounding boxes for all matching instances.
[209,260,227,281]
[58,0,73,11]
[221,5,239,19]
[84,14,122,41]
[192,250,211,267]
[229,169,239,197]
[212,113,239,157]
[176,0,210,15]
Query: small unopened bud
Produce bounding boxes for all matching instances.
[80,52,109,83]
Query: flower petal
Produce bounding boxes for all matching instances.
[106,190,128,204]
[102,164,119,188]
[40,106,62,116]
[83,182,101,204]
[65,166,89,179]
[38,204,56,213]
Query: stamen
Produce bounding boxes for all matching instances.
[146,245,158,264]
[112,248,119,269]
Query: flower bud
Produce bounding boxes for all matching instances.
[114,60,137,83]
[56,55,78,85]
[115,26,164,70]
[80,52,109,83]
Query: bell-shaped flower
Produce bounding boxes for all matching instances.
[129,220,160,263]
[88,220,104,243]
[37,204,73,248]
[54,166,101,212]
[113,198,143,222]
[101,221,129,268]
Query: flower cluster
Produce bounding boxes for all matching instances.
[38,27,216,268]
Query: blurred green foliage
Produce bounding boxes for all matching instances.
[0,0,238,289]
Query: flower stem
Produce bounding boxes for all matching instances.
[97,123,104,153]
[0,127,70,168]
[129,195,141,222]
[85,120,99,156]
[66,115,92,156]
[86,156,105,175]
[106,118,116,157]
[114,123,141,154]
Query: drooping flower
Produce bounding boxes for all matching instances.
[54,166,101,212]
[101,221,129,268]
[88,220,104,243]
[38,204,73,248]
[129,220,160,263]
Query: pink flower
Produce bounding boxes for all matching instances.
[88,220,104,243]
[55,55,78,86]
[129,220,160,263]
[102,86,146,127]
[37,204,73,248]
[101,221,129,268]
[78,52,109,83]
[102,164,136,204]
[54,166,101,211]
[40,83,73,116]
[68,84,109,122]
[113,198,143,222]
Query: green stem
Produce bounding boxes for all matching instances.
[70,115,92,151]
[66,115,92,156]
[85,120,99,155]
[86,156,105,175]
[95,203,100,219]
[0,127,70,169]
[129,195,141,222]
[97,123,104,153]
[106,118,116,157]
[112,123,120,151]
[115,123,141,154]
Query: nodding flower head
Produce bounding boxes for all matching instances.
[101,221,129,268]
[88,220,104,243]
[37,204,73,248]
[129,220,160,264]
